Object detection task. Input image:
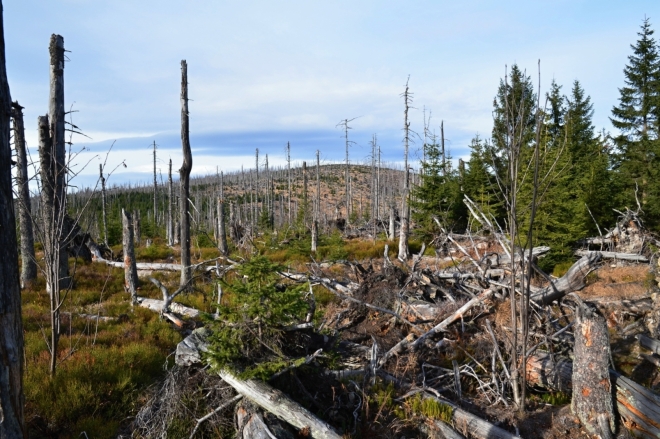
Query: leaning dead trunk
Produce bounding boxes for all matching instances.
[570,295,615,438]
[0,2,26,433]
[122,209,138,305]
[530,252,601,305]
[11,101,36,288]
[179,60,193,286]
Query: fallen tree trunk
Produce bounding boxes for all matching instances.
[218,369,342,439]
[422,393,522,439]
[530,252,601,305]
[575,250,648,263]
[136,297,200,318]
[526,354,660,439]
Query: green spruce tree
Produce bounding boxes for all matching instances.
[610,17,660,227]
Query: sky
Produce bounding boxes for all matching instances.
[4,0,659,189]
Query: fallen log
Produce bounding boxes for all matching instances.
[638,334,660,356]
[526,353,660,439]
[379,289,494,367]
[575,250,648,263]
[530,252,601,305]
[218,369,342,439]
[422,393,522,439]
[136,297,200,318]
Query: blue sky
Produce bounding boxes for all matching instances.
[5,0,658,188]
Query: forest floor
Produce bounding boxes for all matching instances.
[20,234,660,438]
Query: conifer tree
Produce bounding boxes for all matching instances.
[610,17,660,226]
[463,136,501,223]
[411,137,463,239]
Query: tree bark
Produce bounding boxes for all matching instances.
[167,158,174,246]
[217,172,228,256]
[526,354,660,439]
[122,209,138,305]
[179,60,192,286]
[0,1,26,433]
[398,79,411,260]
[218,369,342,439]
[530,252,601,305]
[47,34,69,292]
[11,102,36,288]
[99,164,108,244]
[571,297,615,438]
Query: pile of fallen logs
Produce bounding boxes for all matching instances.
[116,203,660,437]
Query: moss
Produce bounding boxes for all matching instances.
[408,394,453,423]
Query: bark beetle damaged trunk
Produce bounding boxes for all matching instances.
[568,293,615,439]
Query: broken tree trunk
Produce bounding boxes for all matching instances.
[570,295,615,438]
[218,369,342,439]
[0,4,26,433]
[122,209,138,305]
[526,353,660,439]
[179,60,193,286]
[530,252,601,305]
[11,101,37,288]
[217,170,228,256]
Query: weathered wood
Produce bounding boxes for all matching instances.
[11,102,36,288]
[576,250,648,262]
[99,163,108,244]
[218,369,342,439]
[217,171,228,255]
[0,2,26,433]
[179,60,193,286]
[167,159,174,246]
[122,209,138,304]
[571,297,614,438]
[638,334,660,356]
[424,419,467,439]
[411,289,494,350]
[136,297,200,319]
[526,353,660,439]
[530,252,601,305]
[236,404,272,439]
[423,394,521,439]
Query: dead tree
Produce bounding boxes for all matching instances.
[179,60,193,286]
[99,163,108,244]
[0,1,26,433]
[287,142,291,225]
[122,209,138,305]
[152,140,157,228]
[398,78,411,260]
[167,158,174,246]
[217,171,228,255]
[11,101,36,287]
[569,294,615,438]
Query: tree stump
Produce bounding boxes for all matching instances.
[569,294,615,438]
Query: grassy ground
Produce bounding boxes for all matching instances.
[21,231,408,437]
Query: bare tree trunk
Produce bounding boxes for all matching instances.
[0,2,26,432]
[11,102,36,288]
[167,159,174,246]
[122,209,138,305]
[571,296,614,438]
[302,161,308,227]
[152,141,157,228]
[179,60,192,286]
[398,78,411,261]
[217,172,228,256]
[48,33,69,292]
[287,142,291,225]
[389,205,395,241]
[133,209,141,246]
[311,219,318,252]
[99,164,108,244]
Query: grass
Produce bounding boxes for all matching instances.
[22,256,182,438]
